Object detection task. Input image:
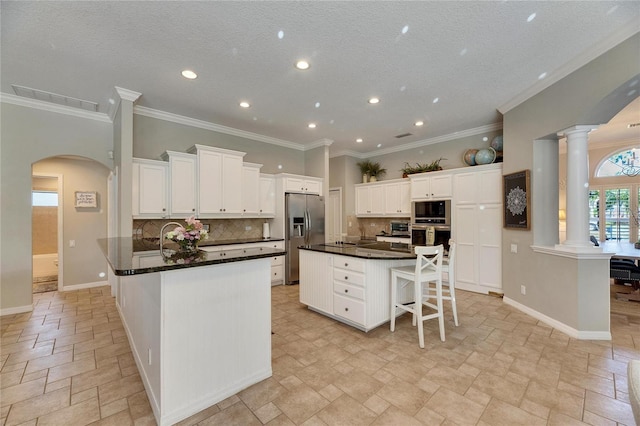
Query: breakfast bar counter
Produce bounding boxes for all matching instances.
[99,238,285,426]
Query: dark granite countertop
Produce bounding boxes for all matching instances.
[132,237,284,252]
[300,241,417,260]
[99,237,286,276]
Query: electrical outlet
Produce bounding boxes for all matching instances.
[69,240,76,248]
[245,226,251,231]
[520,285,526,295]
[371,223,376,227]
[510,243,518,253]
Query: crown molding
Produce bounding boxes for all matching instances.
[305,138,334,150]
[329,149,368,159]
[107,87,121,123]
[0,92,111,123]
[115,87,141,103]
[499,21,640,114]
[133,105,306,151]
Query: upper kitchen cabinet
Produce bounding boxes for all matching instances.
[188,145,246,217]
[161,151,197,218]
[280,174,323,195]
[410,172,452,201]
[132,158,168,218]
[241,163,261,216]
[355,183,385,216]
[259,174,276,217]
[384,180,411,216]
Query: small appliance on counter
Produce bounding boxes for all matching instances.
[390,220,410,237]
[262,222,270,239]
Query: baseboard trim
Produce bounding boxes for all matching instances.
[61,280,108,292]
[503,296,611,341]
[0,304,33,316]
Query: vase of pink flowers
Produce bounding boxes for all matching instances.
[164,216,208,253]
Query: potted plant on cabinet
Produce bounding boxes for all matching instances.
[368,162,387,182]
[357,160,373,183]
[400,158,446,177]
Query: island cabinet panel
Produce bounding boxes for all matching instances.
[299,250,333,315]
[299,250,414,331]
[117,258,272,426]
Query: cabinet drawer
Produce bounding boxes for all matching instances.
[271,265,284,283]
[334,294,365,325]
[333,269,364,286]
[271,255,283,266]
[334,281,365,300]
[334,257,365,273]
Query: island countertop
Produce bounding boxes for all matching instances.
[300,241,417,260]
[98,237,286,276]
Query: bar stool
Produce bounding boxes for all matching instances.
[424,239,458,326]
[390,244,445,348]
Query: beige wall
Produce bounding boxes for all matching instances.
[133,115,305,175]
[1,103,113,311]
[32,207,57,255]
[502,33,640,332]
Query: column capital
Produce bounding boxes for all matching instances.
[557,125,599,138]
[115,87,142,103]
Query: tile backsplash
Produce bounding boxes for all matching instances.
[346,216,408,240]
[134,218,270,241]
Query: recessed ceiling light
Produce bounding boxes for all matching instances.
[377,144,382,148]
[368,97,380,104]
[278,164,283,169]
[308,123,316,129]
[483,136,488,142]
[415,121,424,127]
[432,97,439,104]
[239,101,251,108]
[315,102,320,108]
[401,25,409,34]
[527,12,536,22]
[538,72,547,80]
[356,138,363,143]
[181,70,197,79]
[295,60,310,70]
[278,30,284,39]
[460,48,468,56]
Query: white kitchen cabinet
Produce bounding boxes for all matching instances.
[355,184,385,216]
[410,172,452,200]
[299,250,415,331]
[384,180,411,216]
[161,151,197,218]
[132,158,168,218]
[281,174,323,195]
[189,145,245,217]
[242,163,261,216]
[452,163,502,294]
[258,174,276,217]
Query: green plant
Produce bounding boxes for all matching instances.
[357,160,374,175]
[368,162,386,178]
[400,158,446,175]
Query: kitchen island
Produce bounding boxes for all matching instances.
[98,238,286,426]
[299,242,417,331]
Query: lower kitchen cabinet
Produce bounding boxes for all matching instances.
[299,249,414,331]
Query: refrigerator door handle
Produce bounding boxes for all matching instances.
[304,210,310,245]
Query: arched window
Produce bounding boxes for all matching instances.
[596,147,640,177]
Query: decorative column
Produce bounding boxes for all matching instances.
[558,125,598,250]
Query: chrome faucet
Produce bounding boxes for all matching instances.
[159,222,183,255]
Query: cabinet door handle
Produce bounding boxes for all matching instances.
[345,276,348,280]
[344,263,348,267]
[344,289,348,293]
[345,307,349,312]
[162,208,166,211]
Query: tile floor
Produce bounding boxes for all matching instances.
[1,285,639,425]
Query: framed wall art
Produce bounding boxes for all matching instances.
[75,191,97,208]
[503,170,530,229]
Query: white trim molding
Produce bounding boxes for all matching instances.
[115,87,142,103]
[503,296,611,341]
[134,106,305,151]
[531,244,614,260]
[0,304,33,316]
[61,280,108,292]
[0,92,111,123]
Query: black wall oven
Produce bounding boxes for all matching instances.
[411,199,451,225]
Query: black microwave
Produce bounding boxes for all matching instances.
[411,199,451,225]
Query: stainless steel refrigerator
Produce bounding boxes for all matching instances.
[286,193,325,284]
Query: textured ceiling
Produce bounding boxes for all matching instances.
[1,1,639,156]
